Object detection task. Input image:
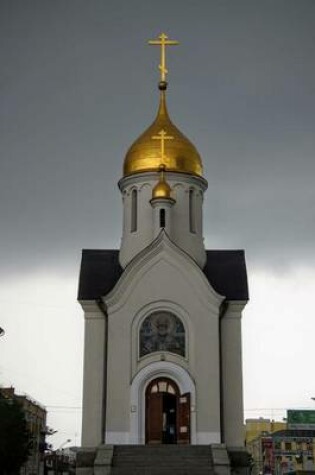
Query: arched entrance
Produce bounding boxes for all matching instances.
[145,377,190,444]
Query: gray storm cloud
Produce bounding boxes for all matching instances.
[0,0,314,277]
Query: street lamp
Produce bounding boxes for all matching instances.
[57,439,71,451]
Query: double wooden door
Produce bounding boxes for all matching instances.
[145,378,190,444]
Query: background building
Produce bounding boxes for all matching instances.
[245,418,287,475]
[272,429,315,475]
[44,447,76,475]
[0,387,47,475]
[245,418,287,444]
[245,414,315,475]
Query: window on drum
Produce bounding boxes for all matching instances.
[131,189,138,232]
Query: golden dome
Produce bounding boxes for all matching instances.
[123,90,203,177]
[152,165,173,200]
[152,179,172,199]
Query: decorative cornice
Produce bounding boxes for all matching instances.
[118,171,208,192]
[79,300,105,318]
[221,300,248,319]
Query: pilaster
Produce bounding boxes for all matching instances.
[220,301,247,446]
[80,301,106,447]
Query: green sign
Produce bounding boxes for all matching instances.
[287,410,315,429]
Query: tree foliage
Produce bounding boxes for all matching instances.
[0,394,30,475]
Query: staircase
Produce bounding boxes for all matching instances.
[110,444,215,475]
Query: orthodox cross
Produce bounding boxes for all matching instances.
[152,129,174,163]
[148,33,179,82]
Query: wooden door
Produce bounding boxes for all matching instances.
[177,392,190,444]
[146,392,163,443]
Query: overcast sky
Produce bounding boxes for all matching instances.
[0,0,315,448]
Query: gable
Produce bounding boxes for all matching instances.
[78,249,248,302]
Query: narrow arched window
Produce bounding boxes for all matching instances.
[131,189,137,232]
[160,209,165,228]
[189,189,196,233]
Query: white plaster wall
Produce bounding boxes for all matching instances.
[80,302,106,447]
[118,172,208,269]
[220,302,246,447]
[104,233,224,444]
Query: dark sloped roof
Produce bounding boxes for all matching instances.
[78,249,248,301]
[204,250,248,301]
[78,250,123,301]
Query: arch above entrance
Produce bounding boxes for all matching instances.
[130,361,196,444]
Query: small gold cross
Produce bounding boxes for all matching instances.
[152,129,174,163]
[148,33,179,82]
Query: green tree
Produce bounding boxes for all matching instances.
[0,394,30,475]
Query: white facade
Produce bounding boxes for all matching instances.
[80,168,247,446]
[104,232,223,444]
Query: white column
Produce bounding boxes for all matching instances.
[81,302,106,447]
[220,301,246,446]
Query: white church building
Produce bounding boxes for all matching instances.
[77,34,249,456]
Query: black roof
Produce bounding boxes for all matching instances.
[204,250,248,301]
[78,249,248,302]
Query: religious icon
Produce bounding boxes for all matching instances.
[139,311,185,357]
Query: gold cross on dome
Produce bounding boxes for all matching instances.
[148,33,179,82]
[152,129,174,163]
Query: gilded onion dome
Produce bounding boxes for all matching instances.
[123,89,203,177]
[152,165,173,200]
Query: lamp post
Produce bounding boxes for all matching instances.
[57,439,71,451]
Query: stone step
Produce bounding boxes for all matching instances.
[112,461,212,467]
[113,447,210,450]
[113,446,212,455]
[112,453,212,459]
[113,449,212,461]
[112,456,212,461]
[112,455,213,461]
[111,469,214,475]
[113,454,212,457]
[111,445,215,474]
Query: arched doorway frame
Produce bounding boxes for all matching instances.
[130,361,196,444]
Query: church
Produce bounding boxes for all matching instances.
[77,34,249,472]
